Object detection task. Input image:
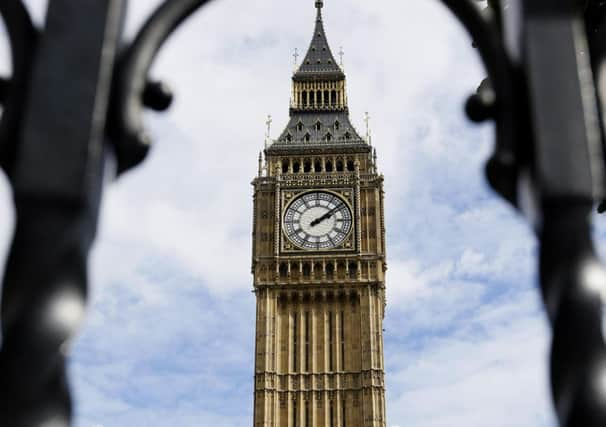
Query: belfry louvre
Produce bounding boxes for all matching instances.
[251,1,387,426]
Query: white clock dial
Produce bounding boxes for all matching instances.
[283,191,353,250]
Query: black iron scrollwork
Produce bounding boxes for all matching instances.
[440,0,606,425]
[110,0,214,175]
[0,0,212,425]
[0,1,36,175]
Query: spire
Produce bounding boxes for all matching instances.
[268,0,367,153]
[294,0,344,81]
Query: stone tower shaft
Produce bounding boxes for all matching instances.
[252,2,386,426]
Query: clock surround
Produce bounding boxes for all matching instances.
[281,188,356,253]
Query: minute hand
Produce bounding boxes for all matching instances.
[310,205,341,227]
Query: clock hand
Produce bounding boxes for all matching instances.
[310,205,341,227]
[310,213,330,227]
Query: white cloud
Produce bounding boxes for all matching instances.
[386,291,555,427]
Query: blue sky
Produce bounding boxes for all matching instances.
[2,0,596,426]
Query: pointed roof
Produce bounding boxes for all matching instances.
[268,111,367,154]
[266,1,369,154]
[293,0,345,81]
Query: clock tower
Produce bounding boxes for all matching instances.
[251,2,386,426]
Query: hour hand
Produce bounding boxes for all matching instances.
[310,206,339,226]
[310,213,330,227]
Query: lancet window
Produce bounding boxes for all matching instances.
[303,159,312,172]
[293,312,298,371]
[329,401,334,427]
[340,311,345,369]
[305,401,310,427]
[293,398,298,427]
[305,311,310,372]
[328,311,334,371]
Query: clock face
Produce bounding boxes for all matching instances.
[283,191,353,250]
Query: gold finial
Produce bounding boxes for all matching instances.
[373,148,378,172]
[293,48,299,70]
[364,112,371,145]
[265,115,272,139]
[264,114,273,149]
[258,152,263,177]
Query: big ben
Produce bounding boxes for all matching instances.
[251,1,386,426]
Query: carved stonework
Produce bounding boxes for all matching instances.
[251,2,386,426]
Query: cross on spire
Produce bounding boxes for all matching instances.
[339,46,344,67]
[315,0,324,10]
[293,48,299,68]
[265,114,272,139]
[364,112,371,144]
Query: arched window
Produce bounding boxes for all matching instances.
[316,121,322,131]
[297,122,304,132]
[334,120,340,130]
[336,160,344,172]
[325,133,332,142]
[293,161,300,173]
[293,398,298,427]
[279,263,288,277]
[303,159,312,173]
[314,159,322,172]
[286,133,292,142]
[314,262,323,279]
[348,262,357,278]
[337,262,347,278]
[310,91,315,105]
[282,160,289,174]
[304,133,311,142]
[347,160,355,171]
[302,263,311,277]
[326,263,334,279]
[344,132,351,140]
[316,90,322,104]
[331,90,337,105]
[324,90,329,105]
[326,160,333,172]
[302,91,308,107]
[305,401,310,427]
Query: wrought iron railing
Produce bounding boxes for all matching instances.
[1,0,606,426]
[0,1,213,425]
